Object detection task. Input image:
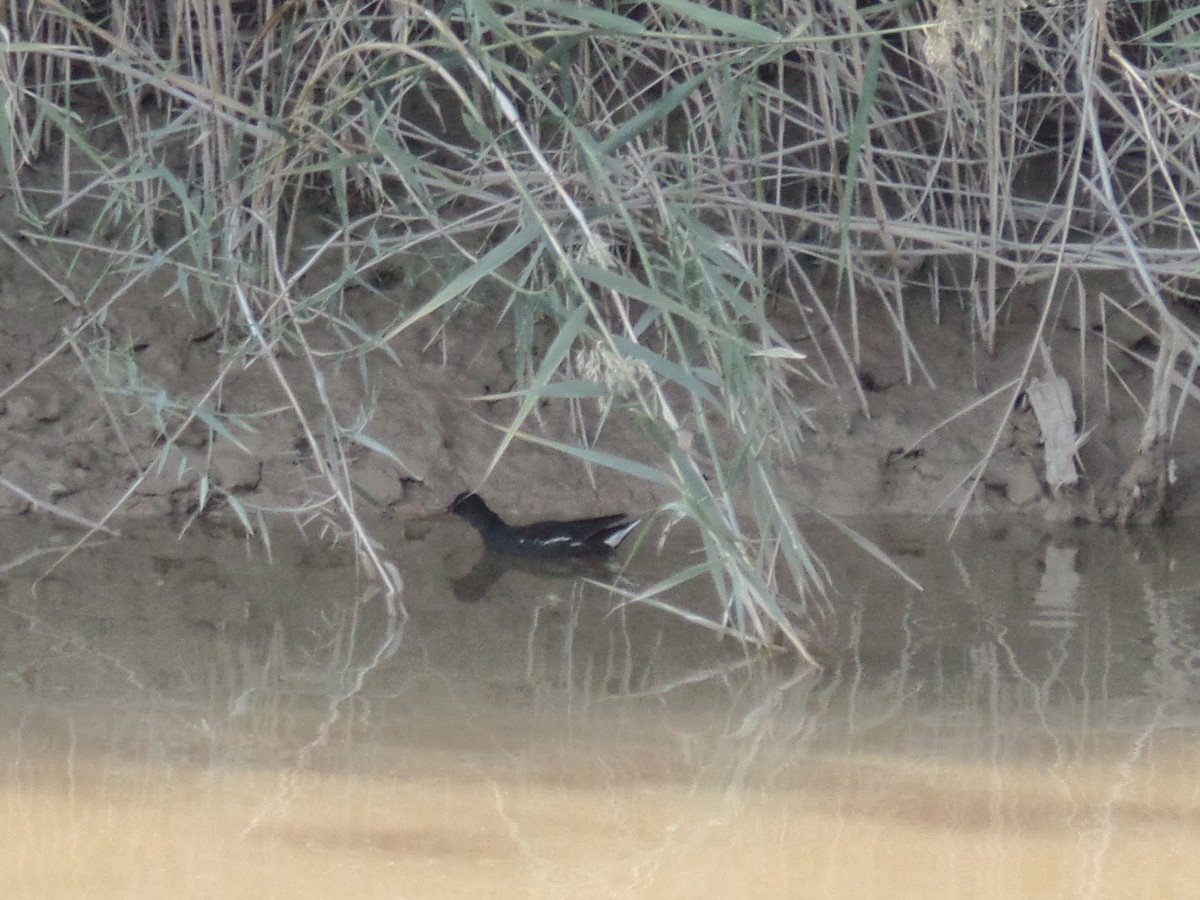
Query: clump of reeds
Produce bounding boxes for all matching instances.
[1,0,1197,654]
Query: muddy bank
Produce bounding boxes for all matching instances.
[0,130,1196,535]
[1,222,1196,537]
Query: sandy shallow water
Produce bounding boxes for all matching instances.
[1,515,1198,898]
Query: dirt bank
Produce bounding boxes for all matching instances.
[2,200,1196,539]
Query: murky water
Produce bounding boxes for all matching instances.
[1,514,1199,898]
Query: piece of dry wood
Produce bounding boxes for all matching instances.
[1027,374,1079,495]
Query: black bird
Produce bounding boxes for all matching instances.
[449,492,640,558]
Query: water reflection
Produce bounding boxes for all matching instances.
[0,517,1198,898]
[448,550,626,605]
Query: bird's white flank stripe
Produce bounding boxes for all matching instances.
[603,519,640,548]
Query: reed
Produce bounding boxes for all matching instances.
[2,0,1197,652]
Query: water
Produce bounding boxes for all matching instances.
[1,515,1198,898]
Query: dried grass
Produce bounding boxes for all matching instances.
[2,0,1198,656]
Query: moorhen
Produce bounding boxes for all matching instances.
[449,492,640,558]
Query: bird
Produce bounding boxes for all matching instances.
[449,492,641,558]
